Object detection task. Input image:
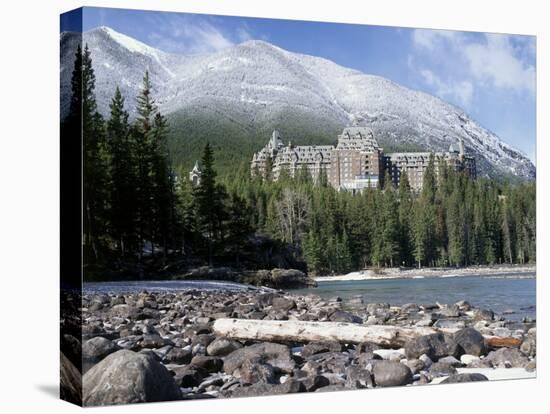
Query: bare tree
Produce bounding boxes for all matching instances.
[275,188,310,246]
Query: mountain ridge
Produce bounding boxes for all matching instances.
[60,26,535,181]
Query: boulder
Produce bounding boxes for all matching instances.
[82,337,120,368]
[60,352,81,405]
[484,348,530,368]
[164,347,192,365]
[405,333,458,361]
[190,355,224,373]
[61,334,81,371]
[223,342,295,374]
[345,366,374,389]
[237,359,276,384]
[271,297,296,312]
[372,361,413,387]
[453,328,487,356]
[83,350,181,406]
[207,338,243,357]
[441,373,489,383]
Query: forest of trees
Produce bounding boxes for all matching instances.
[64,45,536,280]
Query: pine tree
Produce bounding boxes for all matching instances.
[398,171,413,266]
[381,177,400,267]
[81,44,109,264]
[106,86,135,256]
[193,143,227,265]
[226,193,253,266]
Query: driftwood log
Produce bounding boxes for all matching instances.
[213,319,522,350]
[213,318,439,348]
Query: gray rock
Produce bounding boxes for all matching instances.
[433,319,466,329]
[453,328,487,356]
[169,365,207,388]
[237,359,276,384]
[230,378,304,397]
[404,359,425,375]
[329,310,363,323]
[60,352,82,405]
[82,336,120,369]
[61,334,82,371]
[429,362,458,377]
[440,373,489,383]
[271,297,296,312]
[405,332,458,360]
[299,375,331,392]
[474,309,494,321]
[207,338,243,357]
[138,334,173,349]
[302,341,343,358]
[190,355,224,373]
[437,356,463,367]
[83,350,180,406]
[164,347,192,364]
[484,348,530,368]
[345,366,373,389]
[372,361,413,387]
[520,335,536,357]
[223,342,295,375]
[525,360,536,372]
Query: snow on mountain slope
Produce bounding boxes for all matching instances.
[60,27,535,180]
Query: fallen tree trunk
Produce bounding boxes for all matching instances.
[213,318,440,348]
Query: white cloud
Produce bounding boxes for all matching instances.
[413,29,459,50]
[412,29,535,96]
[464,34,535,94]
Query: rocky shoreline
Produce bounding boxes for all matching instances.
[61,286,536,406]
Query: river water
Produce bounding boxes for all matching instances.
[84,273,536,321]
[293,274,536,321]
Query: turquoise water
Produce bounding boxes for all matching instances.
[293,274,536,321]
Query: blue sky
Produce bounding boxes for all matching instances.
[62,7,536,162]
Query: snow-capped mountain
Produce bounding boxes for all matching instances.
[60,26,535,180]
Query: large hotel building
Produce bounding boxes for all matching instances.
[250,127,476,192]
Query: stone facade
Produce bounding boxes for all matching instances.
[251,127,384,191]
[384,140,476,191]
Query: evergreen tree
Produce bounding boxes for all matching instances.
[106,87,136,256]
[193,143,227,265]
[398,171,413,266]
[81,44,109,264]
